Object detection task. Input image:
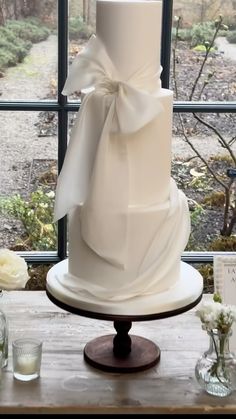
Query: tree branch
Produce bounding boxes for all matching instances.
[172,16,182,101]
[189,16,223,101]
[178,114,228,190]
[193,113,236,165]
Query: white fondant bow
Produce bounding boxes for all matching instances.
[54,34,164,268]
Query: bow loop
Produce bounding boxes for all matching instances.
[62,34,115,95]
[115,82,163,134]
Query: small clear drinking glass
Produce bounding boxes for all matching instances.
[12,338,42,382]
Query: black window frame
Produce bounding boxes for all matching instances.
[0,0,235,266]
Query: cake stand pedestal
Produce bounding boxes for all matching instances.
[46,289,202,373]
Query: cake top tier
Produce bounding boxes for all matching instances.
[96,0,162,87]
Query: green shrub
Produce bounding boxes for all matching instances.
[0,189,57,251]
[208,236,236,251]
[192,44,216,52]
[171,27,192,41]
[6,19,50,43]
[0,26,16,43]
[227,30,236,44]
[0,18,49,71]
[172,21,227,47]
[69,16,93,40]
[191,21,227,47]
[0,38,30,63]
[191,22,216,47]
[0,49,16,68]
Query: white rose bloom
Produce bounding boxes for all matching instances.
[0,249,29,290]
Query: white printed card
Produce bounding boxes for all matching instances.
[214,255,236,351]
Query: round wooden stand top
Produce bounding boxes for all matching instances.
[46,288,202,322]
[46,289,202,373]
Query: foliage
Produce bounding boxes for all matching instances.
[6,18,50,43]
[0,49,16,69]
[171,27,192,42]
[172,20,227,46]
[198,264,214,292]
[208,236,236,251]
[0,18,50,71]
[69,16,93,41]
[26,264,53,290]
[189,199,205,226]
[185,199,206,251]
[0,37,30,64]
[203,191,225,208]
[192,44,216,52]
[191,21,215,46]
[0,189,57,251]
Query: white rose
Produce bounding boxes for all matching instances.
[0,249,29,290]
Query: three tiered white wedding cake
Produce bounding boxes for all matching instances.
[46,0,203,315]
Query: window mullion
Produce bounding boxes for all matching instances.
[161,0,173,89]
[57,0,69,260]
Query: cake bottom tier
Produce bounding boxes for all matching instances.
[66,181,191,302]
[46,260,203,316]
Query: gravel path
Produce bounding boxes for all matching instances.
[0,34,58,199]
[215,36,236,62]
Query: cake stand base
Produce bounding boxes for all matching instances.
[46,288,202,373]
[84,319,160,372]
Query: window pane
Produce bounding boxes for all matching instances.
[172,112,236,252]
[69,0,96,41]
[67,0,96,101]
[0,111,58,251]
[171,0,236,102]
[0,0,58,101]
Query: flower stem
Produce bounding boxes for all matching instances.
[210,331,230,389]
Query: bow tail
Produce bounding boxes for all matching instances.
[81,101,129,269]
[54,92,104,221]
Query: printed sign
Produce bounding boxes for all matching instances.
[214,255,236,351]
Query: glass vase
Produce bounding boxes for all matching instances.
[195,329,236,397]
[0,292,8,368]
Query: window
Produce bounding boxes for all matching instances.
[0,0,235,269]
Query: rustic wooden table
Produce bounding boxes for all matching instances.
[0,291,236,414]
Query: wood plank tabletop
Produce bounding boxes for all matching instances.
[0,291,236,414]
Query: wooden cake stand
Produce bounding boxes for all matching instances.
[46,289,202,373]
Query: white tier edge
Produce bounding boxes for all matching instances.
[46,260,203,316]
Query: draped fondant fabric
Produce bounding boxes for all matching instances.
[54,35,165,269]
[57,179,191,302]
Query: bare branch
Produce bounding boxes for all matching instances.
[172,16,182,101]
[189,16,223,101]
[193,113,236,165]
[178,114,228,190]
[221,181,233,235]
